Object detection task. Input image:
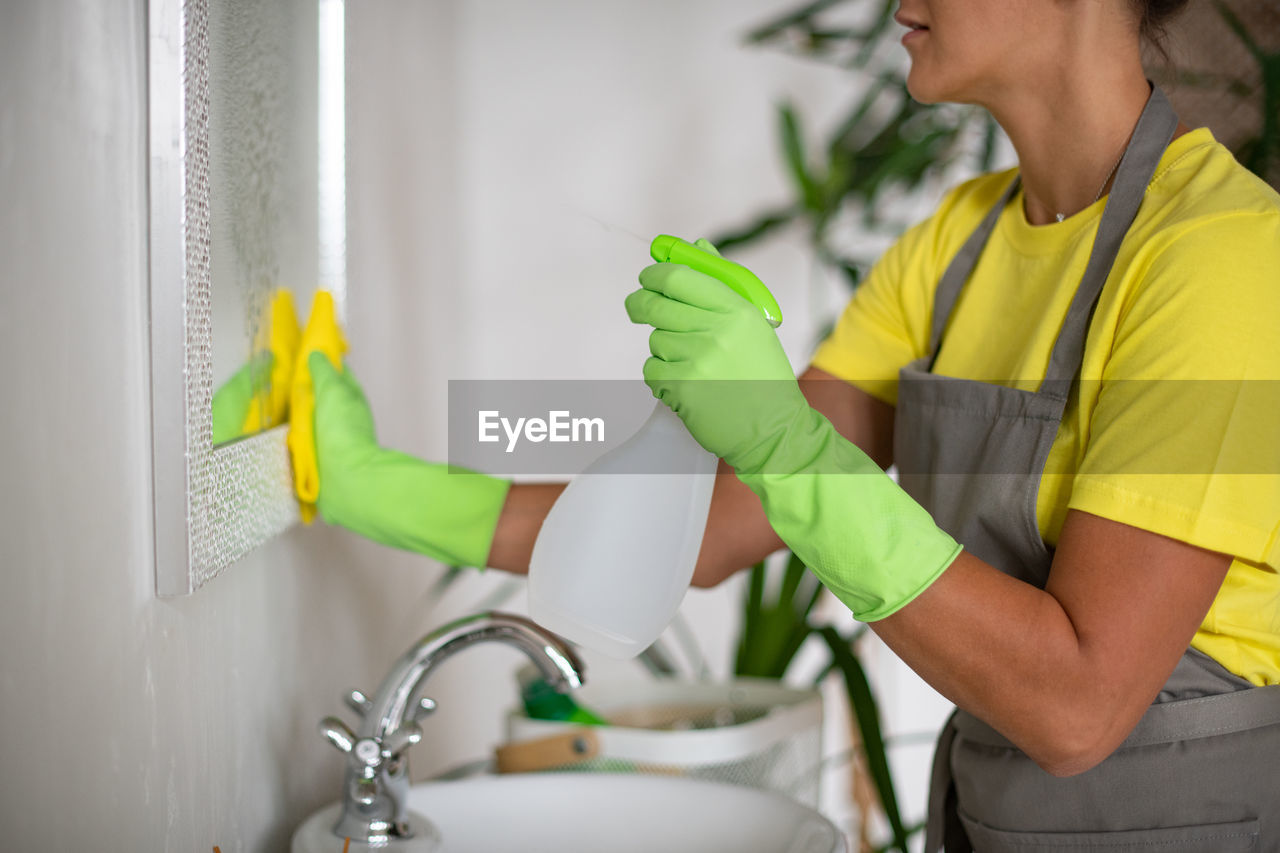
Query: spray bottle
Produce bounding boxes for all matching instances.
[527,235,782,659]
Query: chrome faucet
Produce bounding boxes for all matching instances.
[316,611,585,847]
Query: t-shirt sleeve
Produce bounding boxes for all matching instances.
[811,215,939,405]
[1068,209,1280,569]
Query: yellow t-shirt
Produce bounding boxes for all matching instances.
[812,128,1280,685]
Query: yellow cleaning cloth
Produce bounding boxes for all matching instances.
[289,290,348,524]
[242,289,301,434]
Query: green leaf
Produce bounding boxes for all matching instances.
[818,625,913,853]
[428,565,468,599]
[778,103,824,212]
[735,553,827,679]
[735,560,768,675]
[778,550,808,611]
[827,73,897,160]
[744,0,853,46]
[978,114,1001,173]
[768,552,820,672]
[711,206,799,252]
[852,0,897,66]
[874,821,927,853]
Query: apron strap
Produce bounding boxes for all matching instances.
[924,711,972,853]
[1040,85,1179,397]
[922,85,1179,396]
[926,177,1021,366]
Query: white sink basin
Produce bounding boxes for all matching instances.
[293,772,846,853]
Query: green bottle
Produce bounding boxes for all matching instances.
[518,666,608,725]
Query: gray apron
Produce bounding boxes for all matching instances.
[893,86,1280,852]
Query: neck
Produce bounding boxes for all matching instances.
[980,53,1154,225]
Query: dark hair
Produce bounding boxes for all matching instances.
[1132,0,1192,48]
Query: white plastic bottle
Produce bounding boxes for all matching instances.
[527,235,782,659]
[527,401,717,659]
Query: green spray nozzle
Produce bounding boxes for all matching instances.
[650,235,783,328]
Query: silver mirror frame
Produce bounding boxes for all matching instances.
[147,0,305,596]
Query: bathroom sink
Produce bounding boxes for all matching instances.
[293,772,846,853]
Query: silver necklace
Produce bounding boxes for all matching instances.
[1056,150,1124,223]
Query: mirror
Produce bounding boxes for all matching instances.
[148,0,346,595]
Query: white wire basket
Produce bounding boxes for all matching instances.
[501,677,824,808]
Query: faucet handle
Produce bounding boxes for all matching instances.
[379,720,424,759]
[319,716,357,754]
[344,688,373,717]
[319,711,422,771]
[412,696,437,722]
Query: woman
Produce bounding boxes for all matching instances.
[309,0,1280,846]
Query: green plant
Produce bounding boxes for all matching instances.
[734,553,919,853]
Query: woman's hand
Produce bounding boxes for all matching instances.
[625,250,807,473]
[309,353,511,567]
[871,511,1231,776]
[210,352,274,445]
[628,252,961,621]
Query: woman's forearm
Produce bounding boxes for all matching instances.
[484,470,785,582]
[485,482,563,573]
[871,552,1100,774]
[692,464,786,587]
[870,511,1230,776]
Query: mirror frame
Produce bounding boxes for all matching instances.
[147,0,344,595]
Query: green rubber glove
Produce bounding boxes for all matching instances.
[625,245,962,621]
[626,240,807,471]
[309,352,511,568]
[211,352,273,445]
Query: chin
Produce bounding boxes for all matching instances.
[905,62,974,107]
[905,67,945,105]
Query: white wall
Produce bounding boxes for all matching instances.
[450,0,856,381]
[0,2,469,849]
[0,0,953,848]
